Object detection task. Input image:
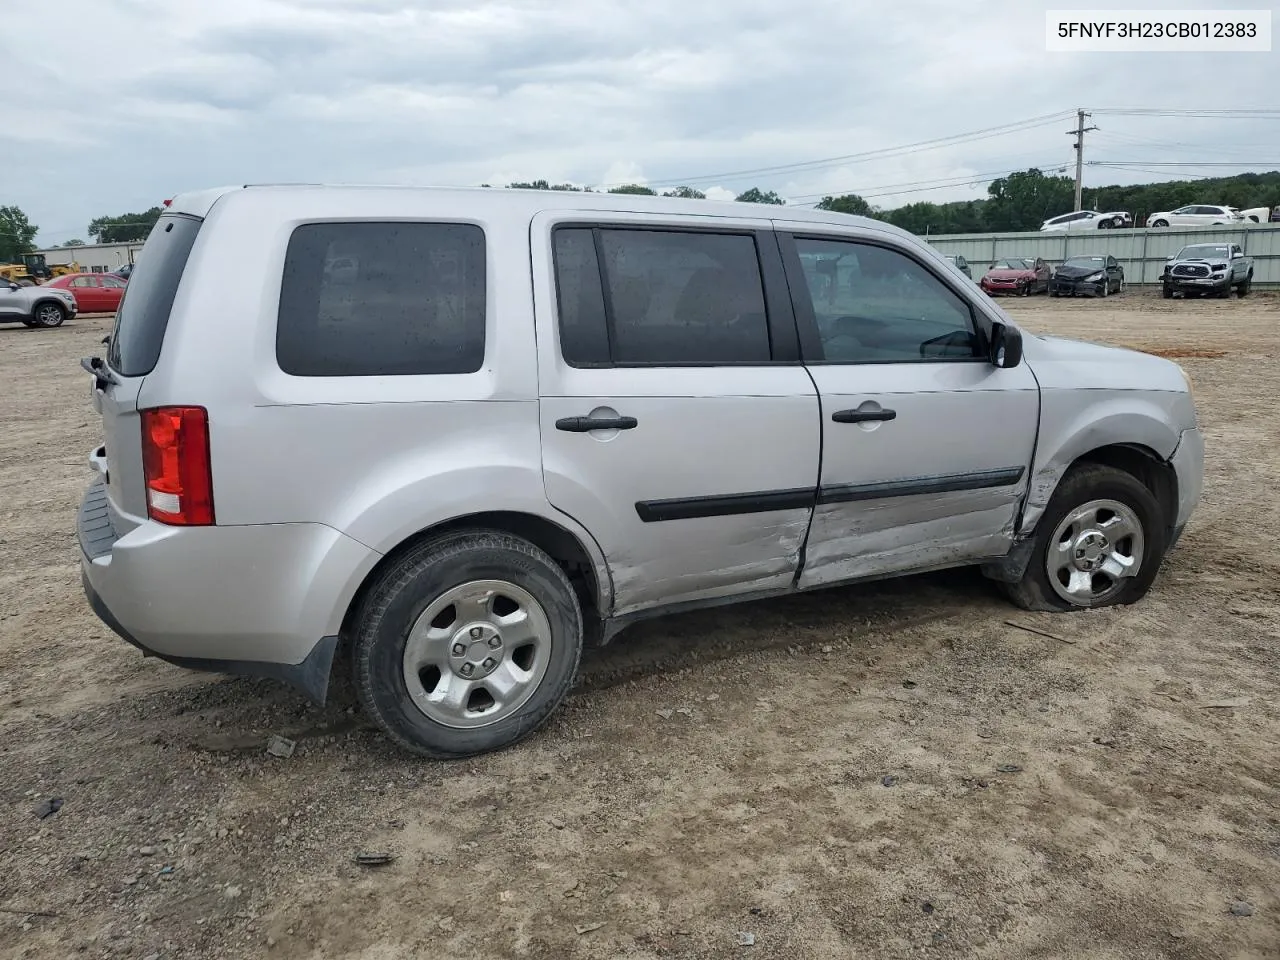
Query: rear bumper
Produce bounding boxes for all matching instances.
[78,478,379,702]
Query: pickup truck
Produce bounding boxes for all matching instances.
[1161,242,1254,299]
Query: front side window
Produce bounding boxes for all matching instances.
[277,222,485,377]
[793,237,981,364]
[553,227,772,365]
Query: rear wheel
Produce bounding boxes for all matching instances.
[1001,464,1166,612]
[33,302,65,327]
[353,529,584,758]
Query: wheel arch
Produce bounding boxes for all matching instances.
[339,510,612,645]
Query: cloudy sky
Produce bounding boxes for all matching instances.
[8,0,1278,245]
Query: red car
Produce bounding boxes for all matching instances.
[44,273,127,313]
[979,257,1050,297]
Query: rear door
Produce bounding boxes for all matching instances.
[774,224,1040,588]
[532,212,820,616]
[97,215,203,529]
[70,275,102,311]
[101,274,127,311]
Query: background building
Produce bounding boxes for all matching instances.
[34,241,144,274]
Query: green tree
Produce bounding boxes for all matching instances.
[88,207,164,243]
[984,169,1074,231]
[662,185,706,199]
[61,238,86,247]
[608,184,657,196]
[0,205,38,263]
[735,187,786,205]
[507,180,592,192]
[816,194,875,216]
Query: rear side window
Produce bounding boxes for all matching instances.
[107,215,201,377]
[277,222,485,377]
[553,227,772,366]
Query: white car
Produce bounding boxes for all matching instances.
[1238,206,1271,224]
[1040,210,1133,232]
[1145,205,1244,228]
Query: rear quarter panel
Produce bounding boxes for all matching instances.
[136,188,613,614]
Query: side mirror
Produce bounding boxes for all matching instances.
[989,321,1023,369]
[7,282,17,291]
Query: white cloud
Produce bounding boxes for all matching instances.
[7,0,1278,242]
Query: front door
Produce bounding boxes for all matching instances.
[0,283,25,321]
[532,212,821,616]
[774,227,1040,589]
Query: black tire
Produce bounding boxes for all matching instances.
[33,302,65,327]
[1162,284,1173,299]
[1001,464,1167,613]
[1049,289,1060,298]
[1237,272,1252,297]
[1098,281,1108,298]
[1150,219,1168,228]
[1216,283,1232,300]
[353,529,583,759]
[1099,219,1114,229]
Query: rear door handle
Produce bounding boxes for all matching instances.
[555,416,639,433]
[832,408,897,424]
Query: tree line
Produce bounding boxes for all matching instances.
[4,170,1278,261]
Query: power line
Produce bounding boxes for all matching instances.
[785,160,1069,203]
[603,111,1076,188]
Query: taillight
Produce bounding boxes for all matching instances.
[140,406,214,526]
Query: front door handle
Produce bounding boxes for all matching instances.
[832,408,897,424]
[555,415,639,433]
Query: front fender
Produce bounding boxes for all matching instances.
[1020,389,1184,533]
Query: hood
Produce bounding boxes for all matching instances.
[1055,264,1105,279]
[1171,257,1228,267]
[985,268,1033,280]
[1022,334,1189,393]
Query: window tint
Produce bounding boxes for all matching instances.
[794,238,981,364]
[70,276,96,287]
[103,276,126,288]
[277,222,485,377]
[553,229,610,365]
[108,215,201,377]
[553,228,772,365]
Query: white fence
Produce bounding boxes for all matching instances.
[923,223,1280,287]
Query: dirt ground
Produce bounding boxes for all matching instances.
[1,290,1278,960]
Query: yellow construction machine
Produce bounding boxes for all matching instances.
[0,254,82,285]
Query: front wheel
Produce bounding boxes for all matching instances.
[33,302,65,327]
[1150,219,1168,228]
[1001,464,1167,612]
[353,529,584,758]
[1098,281,1108,298]
[1162,284,1173,299]
[1237,272,1252,297]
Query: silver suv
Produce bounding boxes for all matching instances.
[0,279,78,327]
[78,186,1204,758]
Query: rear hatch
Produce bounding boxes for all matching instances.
[92,214,202,531]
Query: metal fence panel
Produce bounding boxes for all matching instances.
[925,224,1280,286]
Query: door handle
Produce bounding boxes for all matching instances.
[555,415,639,433]
[832,408,897,424]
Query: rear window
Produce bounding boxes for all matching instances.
[276,222,486,377]
[107,215,201,377]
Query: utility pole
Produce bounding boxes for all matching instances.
[1067,108,1098,211]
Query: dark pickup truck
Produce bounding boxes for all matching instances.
[1161,243,1254,299]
